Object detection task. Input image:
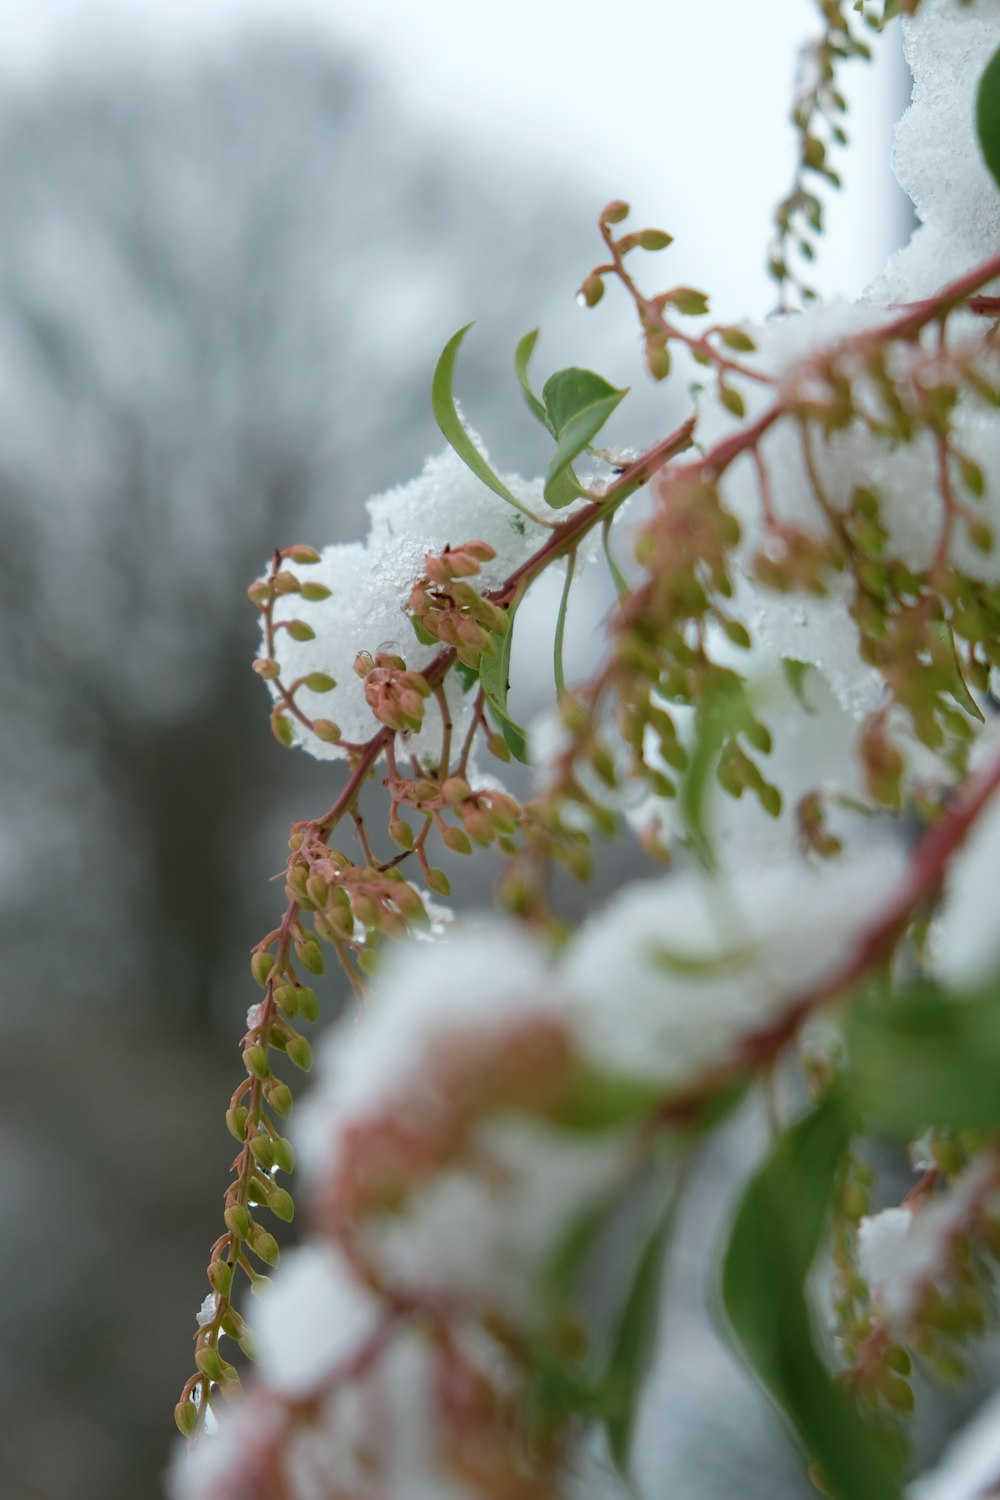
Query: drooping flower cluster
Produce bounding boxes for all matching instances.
[174,5,1000,1499]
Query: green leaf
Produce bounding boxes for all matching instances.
[976,43,1000,191]
[432,324,538,520]
[514,328,551,430]
[720,1095,902,1500]
[601,518,629,600]
[678,673,747,869]
[454,661,480,695]
[541,367,628,508]
[603,1180,678,1471]
[480,592,529,762]
[846,980,1000,1138]
[544,1063,664,1134]
[782,658,816,714]
[553,552,576,694]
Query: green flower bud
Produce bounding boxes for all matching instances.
[296,938,324,974]
[226,1106,248,1141]
[208,1259,233,1298]
[274,984,299,1017]
[441,826,473,855]
[250,951,275,987]
[305,672,336,692]
[250,1227,280,1267]
[272,1136,296,1174]
[285,1035,313,1071]
[300,583,332,601]
[296,987,319,1024]
[268,1186,295,1222]
[425,867,451,897]
[284,545,321,565]
[195,1344,225,1381]
[249,1133,276,1171]
[264,1079,294,1118]
[284,619,316,642]
[224,1203,253,1240]
[174,1399,200,1436]
[312,720,342,743]
[271,711,294,748]
[243,1045,270,1080]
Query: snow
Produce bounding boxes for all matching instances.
[910,1385,1000,1500]
[872,0,1000,304]
[253,1243,379,1396]
[561,845,905,1092]
[294,922,559,1186]
[260,443,557,763]
[859,1155,999,1333]
[932,721,1000,986]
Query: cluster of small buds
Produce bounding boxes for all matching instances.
[387,769,523,865]
[838,1144,1000,1419]
[409,540,509,669]
[247,544,342,748]
[287,844,429,949]
[582,200,765,397]
[353,650,432,734]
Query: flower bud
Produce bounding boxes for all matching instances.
[253,657,281,679]
[249,1228,280,1267]
[300,582,332,601]
[224,1203,253,1239]
[175,1399,200,1435]
[284,545,321,564]
[389,817,414,850]
[312,719,342,742]
[296,987,319,1024]
[195,1344,226,1382]
[271,711,294,748]
[243,1045,270,1080]
[264,1079,294,1118]
[272,1136,296,1174]
[285,1035,313,1072]
[295,938,324,974]
[208,1259,234,1298]
[250,951,275,987]
[249,1133,276,1171]
[268,1186,295,1222]
[425,867,451,897]
[226,1106,248,1141]
[305,671,336,692]
[441,825,473,856]
[284,619,316,642]
[274,984,298,1017]
[442,775,471,804]
[272,570,301,594]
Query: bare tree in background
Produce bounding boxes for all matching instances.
[0,33,589,1500]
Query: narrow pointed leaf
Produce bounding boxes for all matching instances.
[720,1094,901,1500]
[480,596,529,762]
[553,552,576,694]
[514,328,551,429]
[976,44,1000,191]
[432,324,537,519]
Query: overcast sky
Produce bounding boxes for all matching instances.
[0,0,911,318]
